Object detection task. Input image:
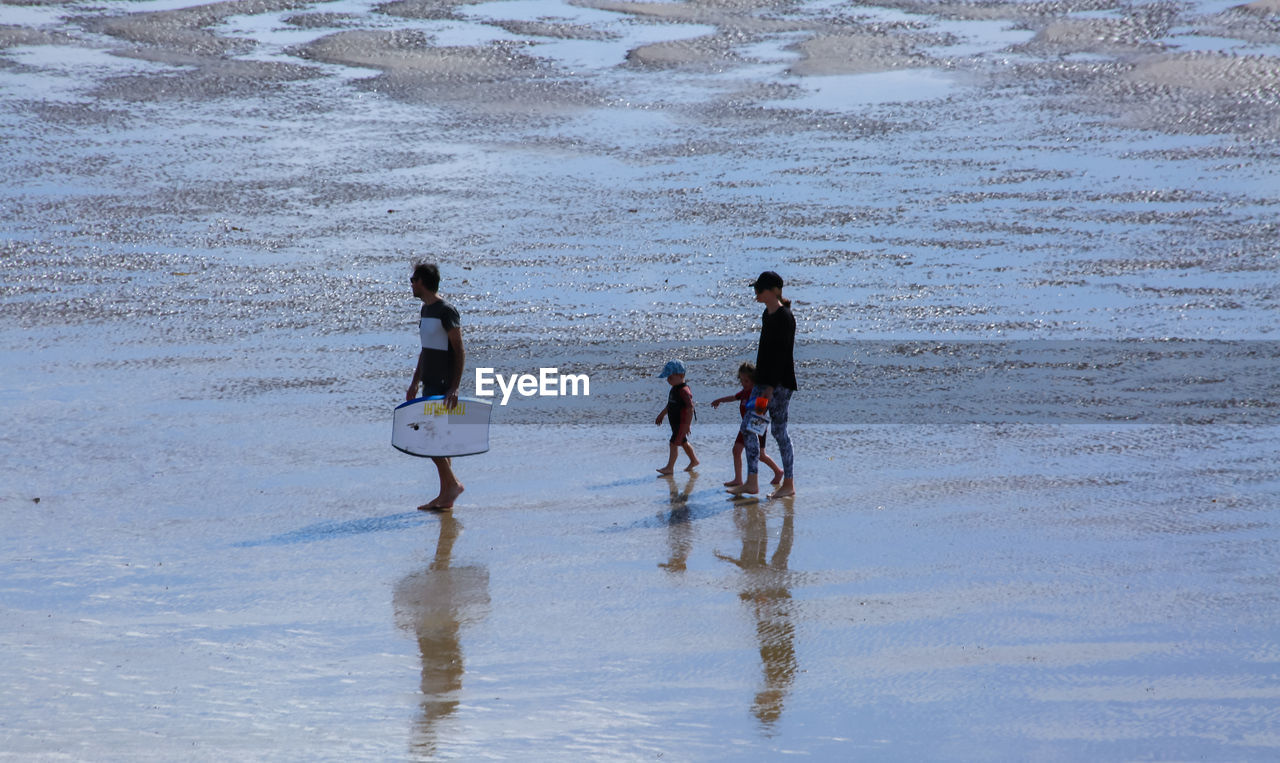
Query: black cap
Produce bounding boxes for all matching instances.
[750,271,784,290]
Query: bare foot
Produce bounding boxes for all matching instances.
[770,471,784,485]
[684,460,699,471]
[724,479,743,487]
[656,467,675,475]
[768,484,795,499]
[416,500,439,511]
[726,482,758,496]
[432,483,465,509]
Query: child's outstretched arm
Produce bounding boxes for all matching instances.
[710,394,735,408]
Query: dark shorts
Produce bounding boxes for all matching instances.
[668,417,689,446]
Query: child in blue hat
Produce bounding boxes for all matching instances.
[655,359,699,475]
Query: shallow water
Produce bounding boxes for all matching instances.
[2,0,1279,757]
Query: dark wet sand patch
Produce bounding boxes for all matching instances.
[282,12,367,29]
[1194,1,1280,46]
[0,24,76,48]
[490,19,620,41]
[375,0,474,21]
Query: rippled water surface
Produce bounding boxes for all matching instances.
[2,0,1279,757]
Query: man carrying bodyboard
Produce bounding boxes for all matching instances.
[407,262,466,511]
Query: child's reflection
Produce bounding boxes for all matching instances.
[392,513,489,756]
[715,499,797,733]
[659,472,699,573]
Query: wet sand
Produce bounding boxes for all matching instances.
[4,338,1279,759]
[4,370,1278,758]
[2,0,1280,756]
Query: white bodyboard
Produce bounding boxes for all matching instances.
[392,396,492,458]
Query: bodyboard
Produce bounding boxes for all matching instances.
[392,395,492,458]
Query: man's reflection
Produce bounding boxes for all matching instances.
[659,472,699,573]
[393,513,489,756]
[715,499,796,733]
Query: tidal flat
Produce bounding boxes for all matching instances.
[2,0,1278,757]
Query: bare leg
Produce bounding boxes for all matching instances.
[760,450,784,485]
[733,405,762,495]
[657,443,678,475]
[420,456,464,510]
[736,389,764,496]
[682,443,699,471]
[725,438,745,486]
[727,472,759,496]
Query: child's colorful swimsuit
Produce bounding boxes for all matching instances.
[733,383,767,448]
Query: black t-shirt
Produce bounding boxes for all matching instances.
[418,299,460,394]
[667,383,693,428]
[755,305,797,391]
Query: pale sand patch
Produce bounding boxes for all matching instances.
[584,0,821,70]
[297,30,541,81]
[89,0,312,56]
[1016,17,1167,57]
[567,0,942,73]
[1241,0,1280,14]
[293,29,600,110]
[582,0,809,34]
[1125,52,1280,94]
[626,35,739,68]
[788,33,927,76]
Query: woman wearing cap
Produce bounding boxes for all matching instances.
[728,271,796,499]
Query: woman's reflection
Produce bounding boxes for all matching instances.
[715,499,797,733]
[392,513,490,756]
